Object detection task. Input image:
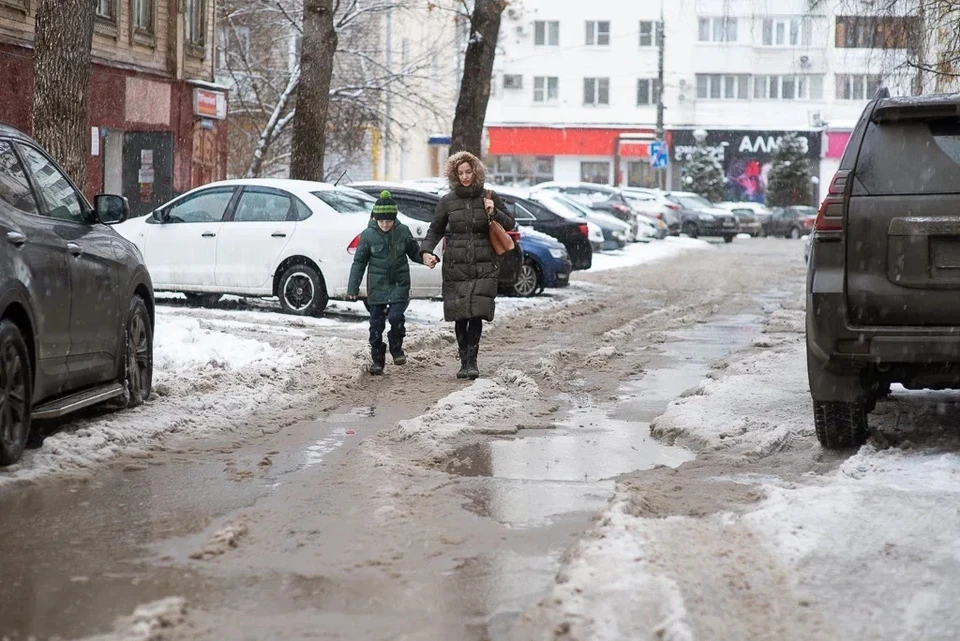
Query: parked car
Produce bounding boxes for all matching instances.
[763,206,818,238]
[0,123,155,465]
[717,201,772,221]
[349,182,523,291]
[725,207,763,237]
[530,192,629,251]
[485,186,593,270]
[115,180,448,317]
[664,191,739,242]
[511,228,572,297]
[621,187,682,234]
[531,182,647,240]
[806,89,960,448]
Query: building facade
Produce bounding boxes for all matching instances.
[0,0,227,214]
[485,0,930,203]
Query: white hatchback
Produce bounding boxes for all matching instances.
[114,179,443,315]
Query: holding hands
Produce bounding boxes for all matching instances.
[422,252,439,269]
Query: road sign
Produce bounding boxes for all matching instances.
[649,141,668,169]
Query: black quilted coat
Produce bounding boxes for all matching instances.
[420,152,516,322]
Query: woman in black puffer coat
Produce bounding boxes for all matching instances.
[420,151,515,380]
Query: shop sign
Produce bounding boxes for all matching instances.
[194,89,227,120]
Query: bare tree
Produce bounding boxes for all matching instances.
[290,0,338,181]
[449,0,505,156]
[32,0,96,185]
[218,0,454,180]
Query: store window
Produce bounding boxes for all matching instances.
[627,161,657,188]
[581,161,611,184]
[490,156,554,186]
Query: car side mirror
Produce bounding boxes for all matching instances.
[94,194,129,225]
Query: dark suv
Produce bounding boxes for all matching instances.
[0,123,154,465]
[807,89,960,448]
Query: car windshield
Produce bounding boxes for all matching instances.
[677,195,713,209]
[537,195,583,220]
[312,188,375,214]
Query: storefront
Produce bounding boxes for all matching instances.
[668,128,822,204]
[0,42,228,213]
[485,126,656,187]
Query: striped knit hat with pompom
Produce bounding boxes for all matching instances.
[372,190,398,221]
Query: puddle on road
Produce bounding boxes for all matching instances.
[443,311,771,640]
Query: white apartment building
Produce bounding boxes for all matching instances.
[485,0,921,203]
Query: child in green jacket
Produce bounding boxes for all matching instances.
[347,191,434,375]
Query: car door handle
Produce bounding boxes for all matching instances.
[6,231,26,247]
[66,242,83,257]
[271,232,287,238]
[202,232,216,238]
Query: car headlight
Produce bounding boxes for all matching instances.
[698,214,716,222]
[549,248,567,259]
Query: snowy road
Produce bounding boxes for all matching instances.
[2,237,956,641]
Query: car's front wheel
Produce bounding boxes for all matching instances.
[813,400,868,449]
[790,227,802,239]
[513,260,540,297]
[683,222,699,239]
[0,319,32,466]
[278,264,328,316]
[123,296,153,408]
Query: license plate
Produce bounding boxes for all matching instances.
[557,273,569,281]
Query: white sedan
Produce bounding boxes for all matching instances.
[114,179,442,315]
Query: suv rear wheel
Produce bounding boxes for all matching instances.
[0,320,31,465]
[813,401,868,449]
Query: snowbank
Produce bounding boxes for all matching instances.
[0,313,318,486]
[397,368,540,461]
[588,237,711,273]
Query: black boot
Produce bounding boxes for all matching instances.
[464,341,480,380]
[455,322,470,379]
[369,343,386,375]
[388,322,406,365]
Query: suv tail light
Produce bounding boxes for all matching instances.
[815,171,849,232]
[578,223,589,237]
[347,235,361,254]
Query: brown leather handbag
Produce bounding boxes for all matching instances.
[485,190,515,256]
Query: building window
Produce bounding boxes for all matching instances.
[762,17,812,46]
[637,78,660,105]
[132,0,155,34]
[585,21,610,46]
[639,21,656,47]
[491,156,554,186]
[581,161,611,184]
[836,74,883,100]
[533,76,559,103]
[503,74,523,90]
[755,75,824,100]
[534,20,559,46]
[0,0,29,13]
[698,17,738,43]
[186,0,206,46]
[216,25,251,68]
[696,74,750,100]
[627,161,657,188]
[835,16,918,49]
[96,0,116,21]
[583,77,610,105]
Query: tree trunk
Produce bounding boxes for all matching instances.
[289,0,338,181]
[449,0,504,157]
[32,0,96,187]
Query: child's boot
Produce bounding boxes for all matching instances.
[369,343,386,375]
[388,330,406,365]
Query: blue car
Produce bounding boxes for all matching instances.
[506,228,573,297]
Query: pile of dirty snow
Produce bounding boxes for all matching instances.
[589,237,711,273]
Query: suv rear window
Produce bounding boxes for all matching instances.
[857,118,960,195]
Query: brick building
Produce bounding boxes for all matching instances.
[0,0,227,215]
